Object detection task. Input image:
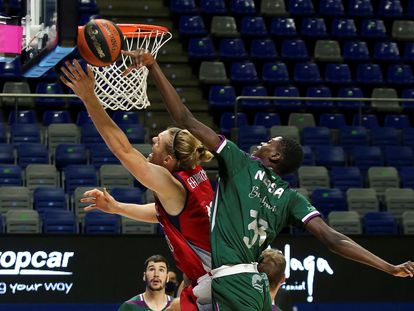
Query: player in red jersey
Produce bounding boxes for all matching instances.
[60,60,214,311]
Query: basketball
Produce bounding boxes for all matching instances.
[77,19,125,67]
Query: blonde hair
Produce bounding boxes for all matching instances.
[166,127,213,170]
[258,248,286,290]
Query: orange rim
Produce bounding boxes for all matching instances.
[117,24,169,38]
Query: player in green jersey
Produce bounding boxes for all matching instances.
[122,50,414,311]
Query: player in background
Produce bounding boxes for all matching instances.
[122,50,414,311]
[118,254,173,311]
[258,249,287,311]
[60,60,214,311]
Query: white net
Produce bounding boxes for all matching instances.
[91,25,172,111]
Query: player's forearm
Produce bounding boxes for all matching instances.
[115,202,159,223]
[82,95,135,157]
[148,61,194,127]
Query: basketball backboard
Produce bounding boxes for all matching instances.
[20,0,78,77]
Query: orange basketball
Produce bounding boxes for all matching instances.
[77,19,125,67]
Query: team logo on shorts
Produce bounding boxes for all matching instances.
[251,274,263,293]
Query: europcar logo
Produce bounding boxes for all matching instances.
[0,251,74,275]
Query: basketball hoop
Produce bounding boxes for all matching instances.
[90,24,172,111]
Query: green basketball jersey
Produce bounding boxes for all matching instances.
[211,139,320,268]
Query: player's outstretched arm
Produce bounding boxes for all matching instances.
[122,50,220,151]
[306,217,414,277]
[81,188,158,223]
[60,60,185,213]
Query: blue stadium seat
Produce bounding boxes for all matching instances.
[179,16,207,36]
[76,111,93,126]
[237,125,269,152]
[112,111,140,125]
[373,42,400,62]
[240,86,271,110]
[351,146,384,172]
[383,146,413,169]
[0,144,15,164]
[325,63,352,85]
[371,127,401,147]
[301,126,332,146]
[63,164,98,195]
[339,126,370,153]
[111,187,145,204]
[0,164,22,186]
[55,144,88,170]
[0,124,6,143]
[18,143,49,168]
[348,0,373,16]
[282,173,298,188]
[356,64,384,85]
[0,58,22,79]
[67,89,84,108]
[378,0,403,17]
[293,62,322,84]
[170,0,197,14]
[302,145,315,165]
[35,82,65,108]
[220,112,248,137]
[384,114,411,129]
[360,19,387,38]
[208,85,236,110]
[399,167,414,188]
[401,88,414,110]
[81,123,105,147]
[403,43,414,61]
[84,210,121,234]
[270,17,297,37]
[281,39,309,60]
[34,187,67,215]
[288,0,314,15]
[343,40,370,61]
[301,18,328,38]
[337,87,365,110]
[8,110,37,125]
[120,124,146,144]
[79,0,98,13]
[230,0,256,15]
[43,110,71,126]
[319,0,344,16]
[387,64,414,85]
[319,113,346,129]
[42,210,77,234]
[352,114,379,128]
[331,18,357,38]
[188,37,217,60]
[262,62,290,84]
[273,86,303,109]
[311,188,347,217]
[240,16,267,37]
[253,113,281,128]
[363,212,398,235]
[219,38,248,60]
[330,166,363,192]
[10,124,42,146]
[402,128,414,149]
[230,62,259,84]
[250,39,278,61]
[306,86,334,109]
[408,1,414,18]
[314,146,346,168]
[200,0,227,15]
[89,144,120,169]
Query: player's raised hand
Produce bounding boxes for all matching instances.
[391,261,414,277]
[60,59,95,102]
[81,188,119,214]
[121,49,155,76]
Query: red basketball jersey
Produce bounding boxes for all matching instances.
[156,165,213,283]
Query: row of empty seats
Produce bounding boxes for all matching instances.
[171,0,414,18]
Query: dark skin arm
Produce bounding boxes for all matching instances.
[123,50,414,278]
[306,217,414,277]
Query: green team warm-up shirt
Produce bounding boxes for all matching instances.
[211,138,320,268]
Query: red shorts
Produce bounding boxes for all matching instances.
[180,284,198,311]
